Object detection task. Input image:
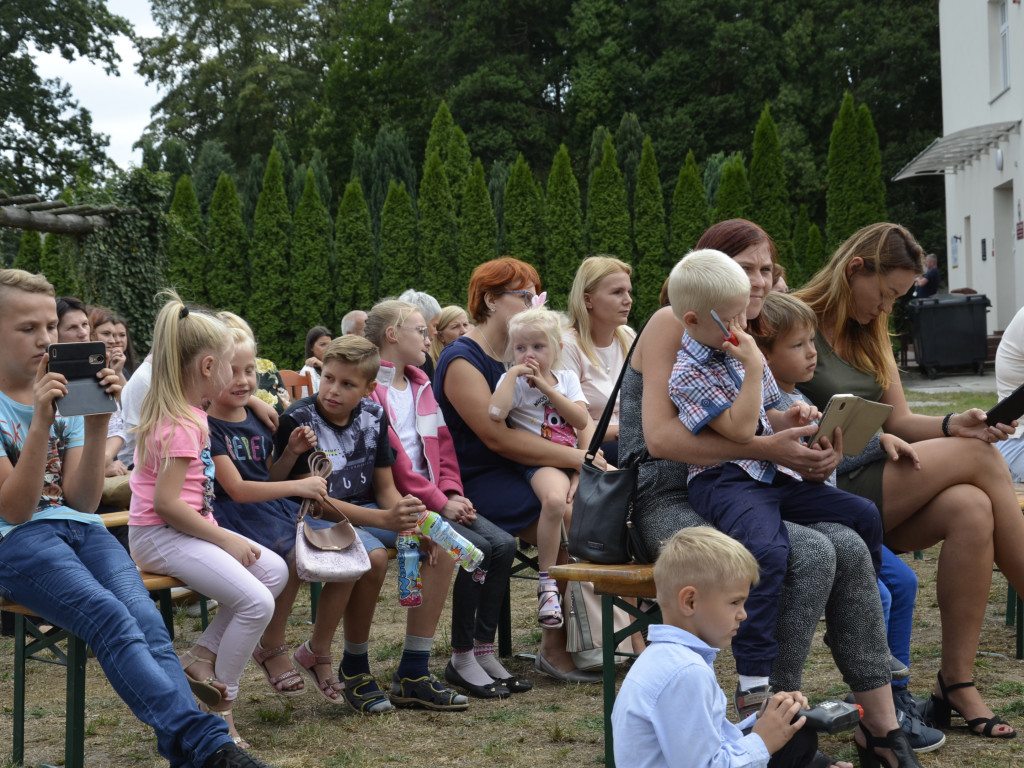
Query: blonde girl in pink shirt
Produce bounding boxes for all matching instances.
[129,294,288,748]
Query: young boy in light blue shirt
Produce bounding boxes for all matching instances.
[611,527,850,768]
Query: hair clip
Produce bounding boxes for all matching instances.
[179,306,190,319]
[531,291,547,309]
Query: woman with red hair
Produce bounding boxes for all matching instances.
[435,257,601,690]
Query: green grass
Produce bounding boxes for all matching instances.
[902,389,998,416]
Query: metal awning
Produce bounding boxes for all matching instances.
[893,120,1020,181]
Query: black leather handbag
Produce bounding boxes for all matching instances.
[568,323,646,564]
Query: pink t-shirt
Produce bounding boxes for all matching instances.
[129,406,219,528]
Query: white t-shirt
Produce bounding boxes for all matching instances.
[562,328,634,425]
[996,305,1024,440]
[388,382,428,477]
[495,369,587,447]
[118,357,152,466]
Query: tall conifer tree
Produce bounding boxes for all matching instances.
[806,223,825,277]
[446,126,472,215]
[166,174,207,303]
[669,150,709,262]
[249,148,293,364]
[378,181,418,298]
[458,159,498,289]
[334,180,377,320]
[417,149,459,303]
[241,153,265,235]
[712,154,751,223]
[503,154,545,270]
[425,100,455,171]
[633,137,666,323]
[192,139,233,218]
[615,112,645,217]
[857,104,888,226]
[750,105,791,270]
[206,172,250,319]
[544,145,584,305]
[585,135,631,258]
[826,92,860,249]
[291,169,334,336]
[14,230,42,274]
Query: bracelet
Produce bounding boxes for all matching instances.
[942,412,954,437]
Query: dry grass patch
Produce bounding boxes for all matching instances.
[4,546,1024,766]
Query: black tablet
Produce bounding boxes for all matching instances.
[986,380,1024,428]
[48,342,117,417]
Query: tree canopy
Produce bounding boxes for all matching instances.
[0,0,130,192]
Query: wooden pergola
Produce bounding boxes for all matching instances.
[0,190,139,235]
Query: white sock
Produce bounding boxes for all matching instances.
[473,643,512,680]
[738,674,770,692]
[451,649,494,686]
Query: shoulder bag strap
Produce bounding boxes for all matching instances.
[584,315,652,463]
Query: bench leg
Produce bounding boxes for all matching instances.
[13,613,27,766]
[65,633,87,768]
[157,588,175,640]
[1017,593,1023,661]
[498,581,512,658]
[602,595,617,768]
[309,582,322,624]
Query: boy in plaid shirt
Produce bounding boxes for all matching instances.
[666,249,883,715]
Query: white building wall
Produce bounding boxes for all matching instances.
[939,0,1024,331]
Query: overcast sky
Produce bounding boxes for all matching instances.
[32,0,161,170]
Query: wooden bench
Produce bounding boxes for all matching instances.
[1,571,190,768]
[549,561,659,768]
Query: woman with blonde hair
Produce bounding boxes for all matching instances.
[795,222,1023,741]
[563,255,635,466]
[430,305,473,364]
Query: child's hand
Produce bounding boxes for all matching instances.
[779,401,820,430]
[508,362,535,381]
[385,494,427,532]
[722,323,762,369]
[419,535,439,567]
[222,532,262,567]
[751,691,805,754]
[522,361,554,394]
[295,475,329,500]
[287,425,317,455]
[879,433,921,470]
[95,365,122,398]
[33,356,67,427]
[441,495,476,524]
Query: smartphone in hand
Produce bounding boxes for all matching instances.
[47,342,117,417]
[987,381,1024,428]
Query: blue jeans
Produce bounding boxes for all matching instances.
[0,520,231,767]
[880,546,917,673]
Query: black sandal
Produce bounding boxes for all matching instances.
[854,722,923,768]
[922,670,1016,738]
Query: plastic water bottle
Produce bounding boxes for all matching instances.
[396,532,422,606]
[418,511,484,572]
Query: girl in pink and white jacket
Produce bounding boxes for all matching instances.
[366,299,532,699]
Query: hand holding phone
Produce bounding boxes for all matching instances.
[47,342,117,417]
[710,310,739,346]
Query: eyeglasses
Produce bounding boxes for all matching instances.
[503,289,536,307]
[397,324,431,340]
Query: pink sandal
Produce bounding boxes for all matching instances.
[292,641,346,705]
[252,641,305,697]
[537,580,563,629]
